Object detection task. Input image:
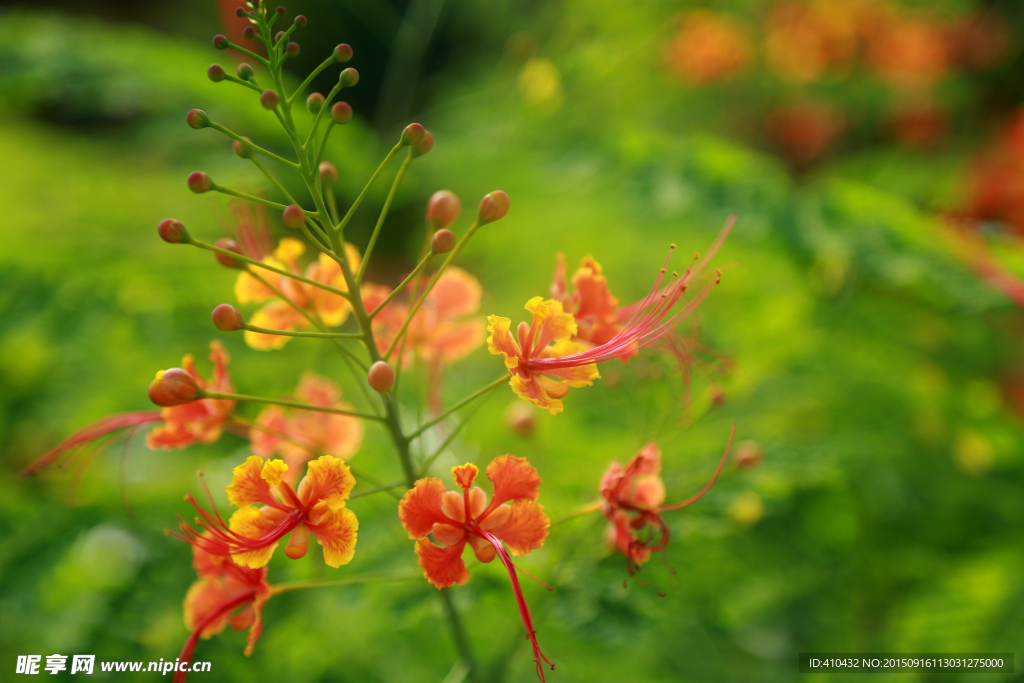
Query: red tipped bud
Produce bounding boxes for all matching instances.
[275,31,286,42]
[207,64,225,82]
[477,190,509,223]
[242,26,256,40]
[426,190,462,229]
[187,171,213,194]
[412,130,434,157]
[235,8,247,18]
[260,90,280,109]
[505,402,536,437]
[333,44,353,62]
[294,15,307,26]
[213,34,229,50]
[282,204,305,229]
[319,161,337,185]
[367,361,395,394]
[212,304,245,331]
[275,5,285,15]
[431,229,456,255]
[149,368,201,407]
[400,123,425,147]
[186,108,210,129]
[331,101,352,124]
[214,238,243,268]
[232,137,253,159]
[306,92,325,114]
[735,440,762,469]
[237,63,254,80]
[157,219,190,244]
[285,41,301,58]
[339,67,359,87]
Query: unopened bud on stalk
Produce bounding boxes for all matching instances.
[214,238,243,268]
[237,63,254,80]
[157,219,190,244]
[331,101,352,124]
[275,31,286,42]
[186,109,210,129]
[207,64,225,82]
[367,361,395,394]
[213,34,229,50]
[260,90,280,109]
[212,304,245,331]
[232,137,253,158]
[319,161,337,185]
[735,440,762,469]
[333,44,353,62]
[412,130,434,157]
[400,123,426,147]
[431,229,456,255]
[306,92,325,114]
[187,171,214,194]
[294,15,307,26]
[282,204,305,229]
[275,5,286,15]
[149,368,201,407]
[285,42,301,58]
[339,68,359,87]
[235,8,247,18]
[242,26,256,40]
[426,190,461,229]
[477,190,509,224]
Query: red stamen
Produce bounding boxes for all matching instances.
[661,423,736,511]
[174,591,256,683]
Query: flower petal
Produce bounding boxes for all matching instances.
[244,301,306,351]
[226,456,280,508]
[308,506,359,567]
[487,454,542,505]
[415,538,470,589]
[398,478,449,539]
[227,507,280,568]
[525,297,577,349]
[183,578,232,638]
[510,374,563,415]
[486,316,521,370]
[452,463,479,489]
[492,500,549,556]
[430,267,482,318]
[301,455,355,511]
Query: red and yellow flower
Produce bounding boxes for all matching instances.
[251,372,364,483]
[399,456,553,681]
[599,430,733,574]
[549,255,625,350]
[172,454,358,568]
[176,541,272,682]
[235,238,361,350]
[147,341,236,449]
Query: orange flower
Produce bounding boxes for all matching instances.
[866,14,949,91]
[663,11,751,85]
[766,101,846,167]
[171,455,358,568]
[250,373,364,483]
[399,456,553,681]
[176,541,272,682]
[549,255,624,350]
[235,238,361,350]
[147,341,235,449]
[764,1,857,84]
[599,428,734,575]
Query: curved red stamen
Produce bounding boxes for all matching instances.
[174,591,256,683]
[661,423,735,511]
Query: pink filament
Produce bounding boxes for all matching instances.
[174,590,255,683]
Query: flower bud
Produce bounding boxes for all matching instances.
[207,64,225,82]
[400,123,425,147]
[294,15,307,26]
[430,229,456,255]
[331,101,352,124]
[306,92,325,114]
[367,361,395,394]
[237,63,254,81]
[214,238,243,268]
[187,171,214,194]
[213,34,229,50]
[426,190,461,229]
[157,218,190,244]
[339,67,359,87]
[260,90,280,109]
[333,43,353,62]
[319,161,337,185]
[235,8,247,18]
[232,137,253,158]
[186,108,210,129]
[505,402,536,437]
[282,204,305,229]
[212,303,245,331]
[242,26,256,40]
[285,41,301,58]
[477,190,509,224]
[412,130,434,158]
[735,440,762,469]
[275,5,285,15]
[149,368,201,407]
[275,31,286,42]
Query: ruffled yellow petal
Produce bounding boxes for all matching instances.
[261,459,288,487]
[273,238,306,262]
[510,374,563,415]
[302,455,355,511]
[486,316,520,369]
[226,456,278,508]
[228,507,280,568]
[308,506,358,568]
[525,297,576,346]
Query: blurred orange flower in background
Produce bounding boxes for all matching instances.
[663,11,751,85]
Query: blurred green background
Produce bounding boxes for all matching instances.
[2,0,1024,681]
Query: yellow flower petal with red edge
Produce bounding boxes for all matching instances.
[302,455,355,511]
[452,463,479,489]
[510,374,563,415]
[226,456,279,508]
[228,507,280,568]
[308,506,358,567]
[486,316,520,369]
[524,297,576,345]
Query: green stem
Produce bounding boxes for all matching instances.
[223,40,269,67]
[417,398,489,477]
[243,323,363,339]
[209,122,299,169]
[356,150,414,284]
[350,479,406,499]
[335,142,403,234]
[407,376,508,440]
[203,390,384,421]
[270,571,419,596]
[288,54,337,105]
[369,250,435,318]
[213,184,290,211]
